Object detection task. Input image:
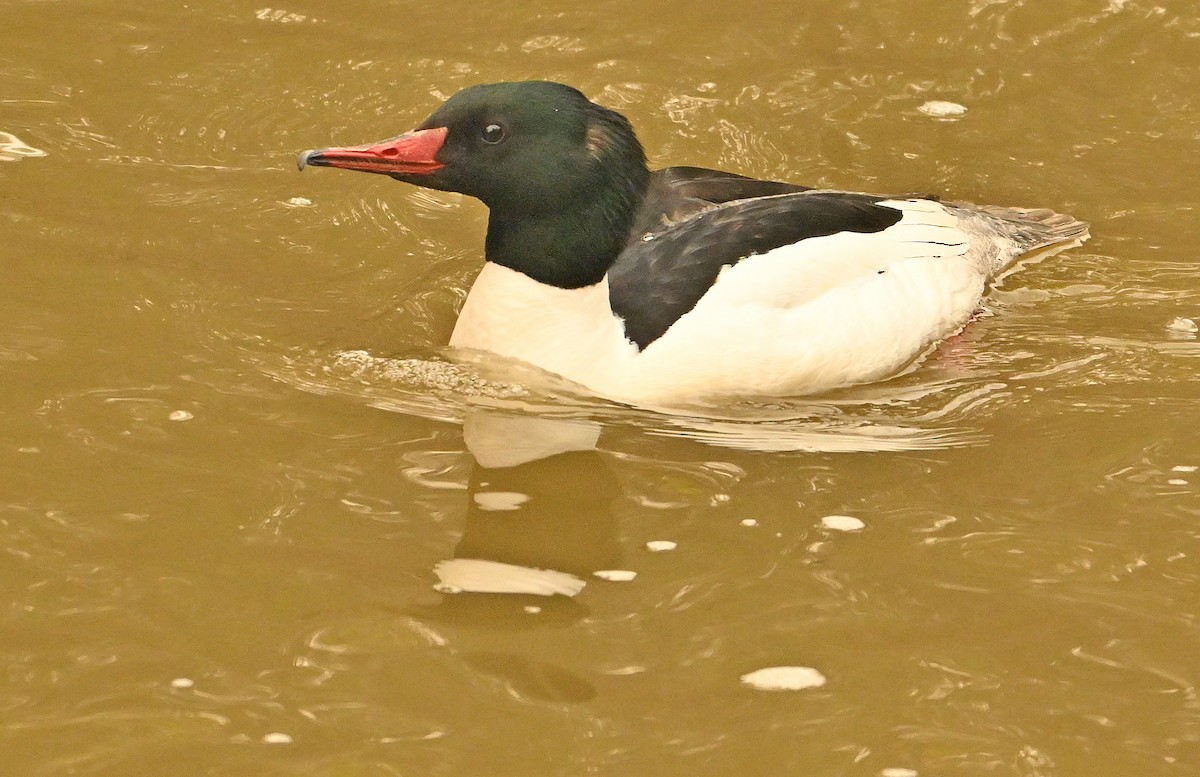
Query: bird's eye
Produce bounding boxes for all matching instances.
[481,123,506,144]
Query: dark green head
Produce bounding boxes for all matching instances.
[300,82,650,285]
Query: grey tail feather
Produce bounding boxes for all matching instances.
[958,202,1091,251]
[949,202,1090,276]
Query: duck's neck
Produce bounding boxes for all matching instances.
[483,104,650,289]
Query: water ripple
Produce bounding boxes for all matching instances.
[254,345,1008,455]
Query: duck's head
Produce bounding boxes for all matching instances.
[299,81,648,223]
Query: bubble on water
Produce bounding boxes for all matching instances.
[740,518,759,527]
[645,540,677,552]
[169,410,193,422]
[881,769,919,777]
[593,569,637,582]
[254,8,312,23]
[332,350,529,399]
[821,515,866,532]
[284,196,314,208]
[1167,317,1197,331]
[520,35,585,54]
[1166,317,1198,338]
[740,665,827,691]
[262,732,293,744]
[918,100,967,119]
[170,677,194,689]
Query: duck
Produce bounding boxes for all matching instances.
[298,81,1088,405]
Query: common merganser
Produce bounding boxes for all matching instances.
[298,81,1088,405]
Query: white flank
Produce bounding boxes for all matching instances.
[450,200,1023,404]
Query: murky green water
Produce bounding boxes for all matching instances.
[3,1,1198,774]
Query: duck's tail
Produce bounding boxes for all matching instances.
[952,202,1090,276]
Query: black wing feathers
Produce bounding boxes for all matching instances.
[610,184,902,350]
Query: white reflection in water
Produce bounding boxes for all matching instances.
[464,412,600,468]
[0,130,48,161]
[433,558,587,597]
[470,491,530,511]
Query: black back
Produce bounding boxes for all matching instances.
[610,175,903,350]
[628,166,813,236]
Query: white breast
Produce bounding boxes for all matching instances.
[449,262,639,393]
[450,200,1004,405]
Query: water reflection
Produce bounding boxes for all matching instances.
[416,412,622,703]
[419,412,619,632]
[260,346,988,454]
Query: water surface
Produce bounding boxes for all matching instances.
[3,1,1198,775]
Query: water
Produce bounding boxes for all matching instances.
[3,1,1198,774]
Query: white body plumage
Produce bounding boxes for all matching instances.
[450,199,1038,404]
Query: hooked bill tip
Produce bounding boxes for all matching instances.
[296,149,316,171]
